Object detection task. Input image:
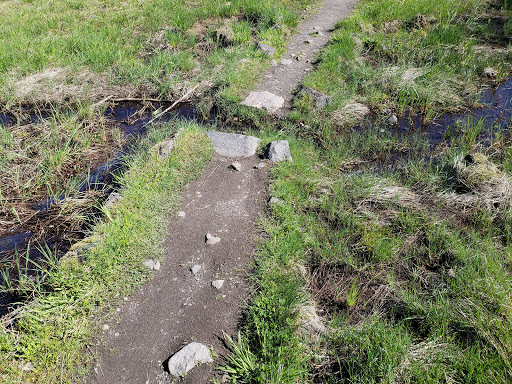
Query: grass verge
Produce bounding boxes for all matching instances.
[0,121,212,383]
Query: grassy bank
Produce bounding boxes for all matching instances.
[292,0,511,128]
[224,0,512,383]
[0,122,212,382]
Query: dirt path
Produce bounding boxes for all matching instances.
[249,0,358,115]
[88,154,268,383]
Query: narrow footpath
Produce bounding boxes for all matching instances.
[243,0,359,115]
[89,150,268,384]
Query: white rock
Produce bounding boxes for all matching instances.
[143,259,161,271]
[229,162,242,171]
[177,211,186,218]
[206,233,221,245]
[241,91,284,114]
[212,280,225,289]
[167,342,213,377]
[254,162,266,169]
[102,324,110,331]
[191,264,201,275]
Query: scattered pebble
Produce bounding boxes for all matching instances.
[114,332,120,337]
[212,280,225,289]
[269,197,283,205]
[191,264,202,275]
[177,211,186,218]
[116,308,121,312]
[229,162,242,171]
[206,233,221,245]
[304,39,313,44]
[254,162,266,169]
[143,259,161,271]
[102,324,110,331]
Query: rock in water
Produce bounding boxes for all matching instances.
[205,132,260,158]
[167,342,213,377]
[206,233,221,245]
[241,91,284,114]
[265,140,292,163]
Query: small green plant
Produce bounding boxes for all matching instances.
[346,276,360,307]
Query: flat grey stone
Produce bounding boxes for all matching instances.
[254,162,266,169]
[241,91,284,114]
[212,280,225,289]
[206,233,221,245]
[167,342,213,377]
[281,59,293,65]
[265,140,292,163]
[206,131,260,158]
[191,264,201,275]
[258,43,276,58]
[229,162,242,171]
[143,259,161,271]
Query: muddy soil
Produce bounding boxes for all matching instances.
[88,154,269,384]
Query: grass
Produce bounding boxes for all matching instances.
[222,0,512,383]
[291,0,512,127]
[0,121,212,382]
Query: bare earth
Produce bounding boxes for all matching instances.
[88,1,359,382]
[252,0,358,115]
[88,155,268,384]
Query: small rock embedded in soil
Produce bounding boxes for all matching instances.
[150,139,175,159]
[254,162,266,170]
[206,233,221,245]
[281,58,293,65]
[212,280,225,289]
[265,140,293,163]
[143,259,161,271]
[229,162,242,171]
[177,211,186,218]
[166,342,213,377]
[271,59,277,66]
[191,264,201,275]
[257,42,277,58]
[102,324,110,331]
